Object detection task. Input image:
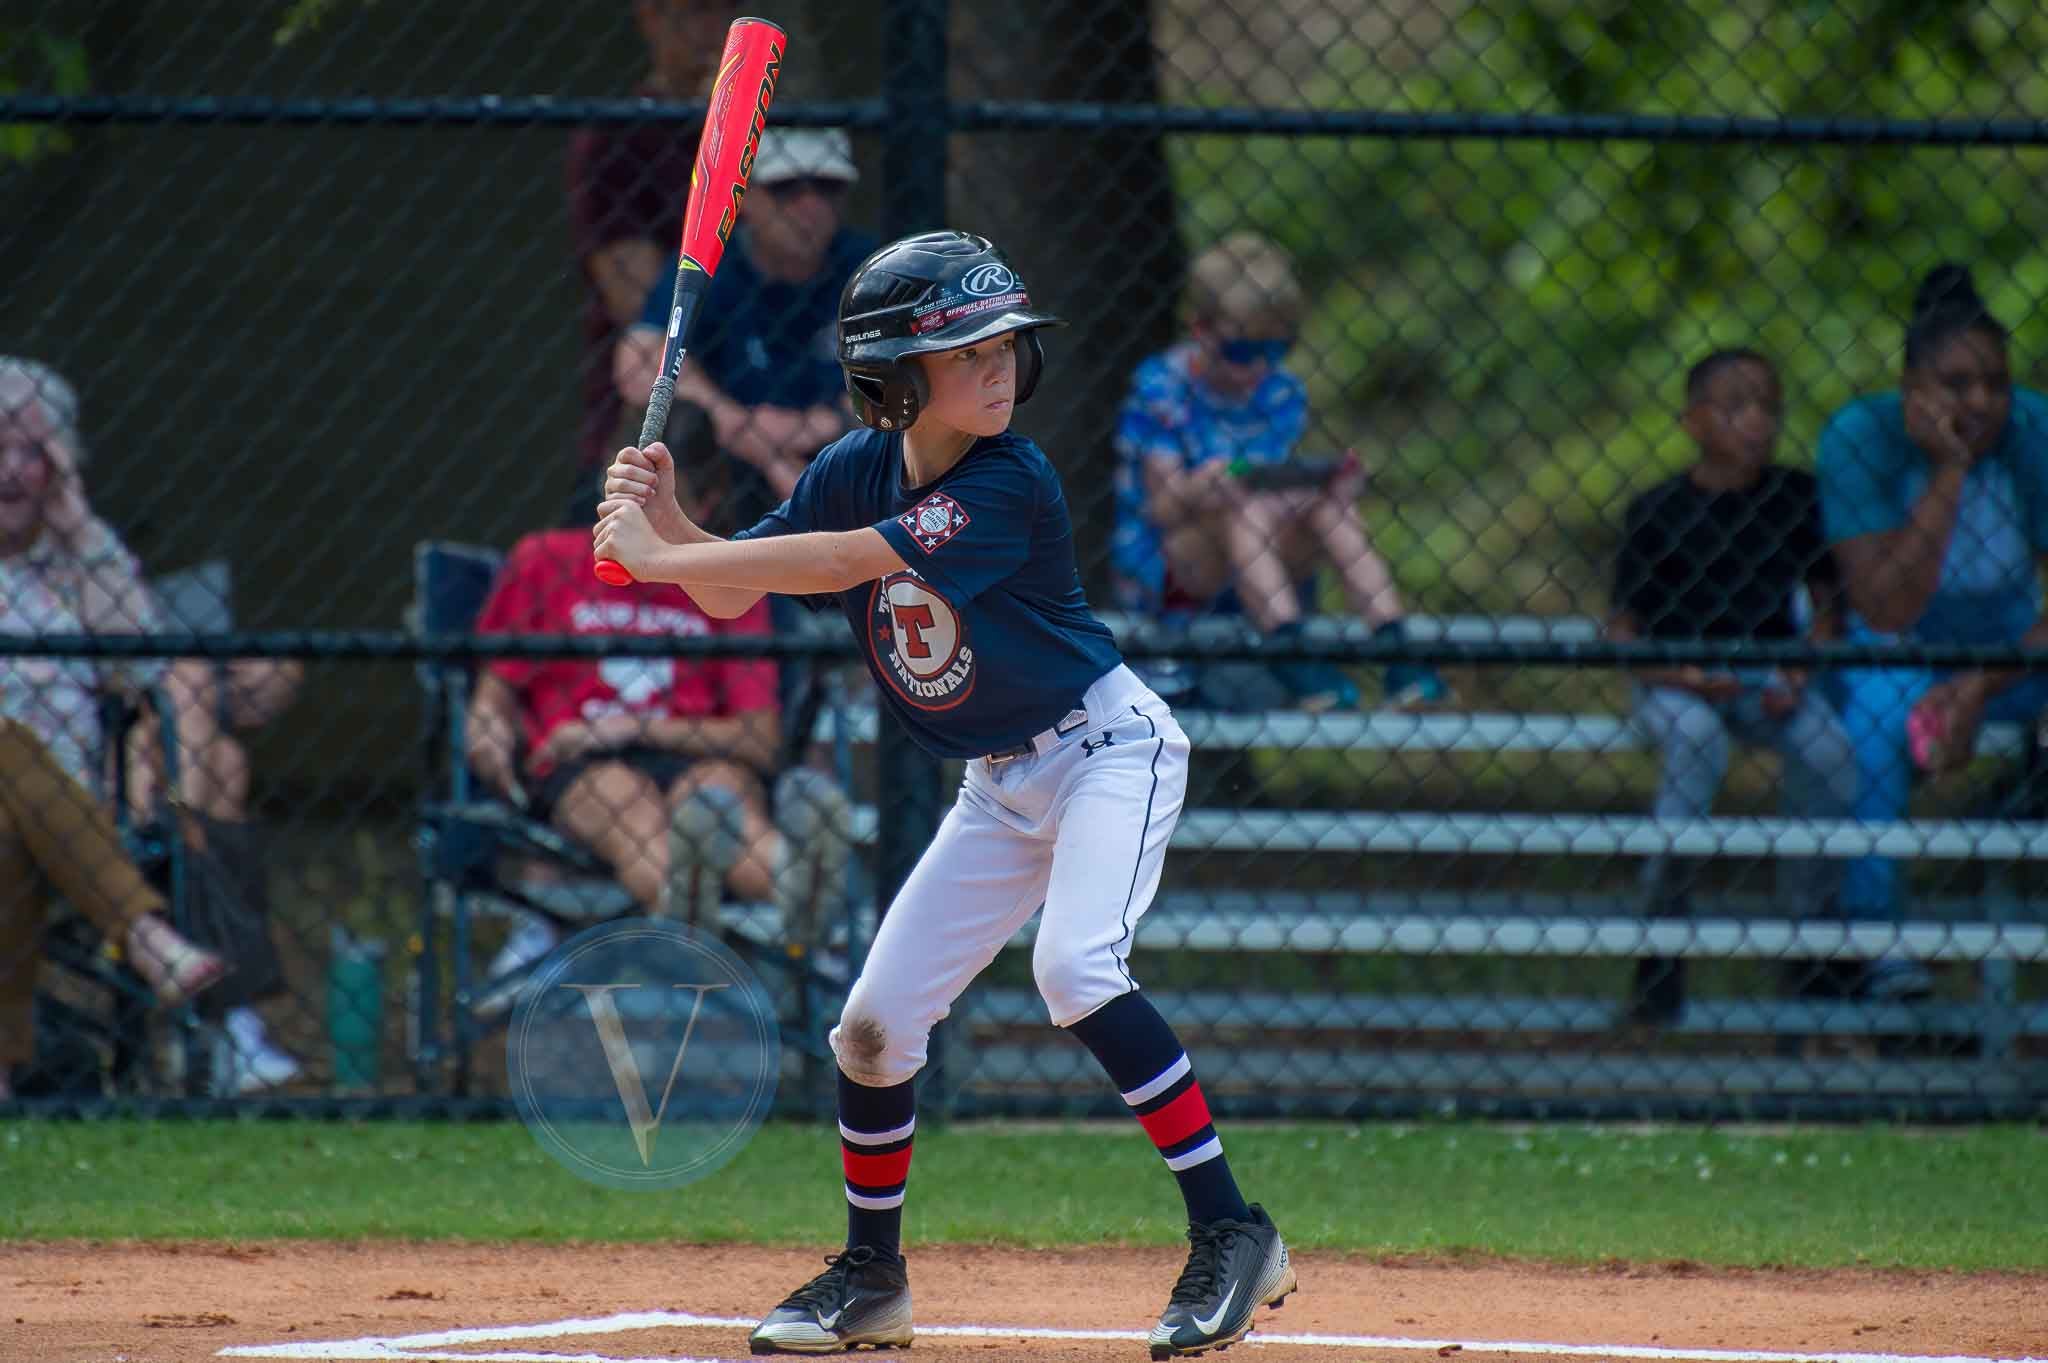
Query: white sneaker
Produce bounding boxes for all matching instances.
[487,914,561,980]
[210,1032,304,1096]
[474,914,561,1017]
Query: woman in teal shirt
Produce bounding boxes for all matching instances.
[1818,265,2048,994]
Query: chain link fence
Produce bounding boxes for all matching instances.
[3,0,2047,1120]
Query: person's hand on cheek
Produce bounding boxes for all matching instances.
[38,439,92,544]
[1904,383,1974,469]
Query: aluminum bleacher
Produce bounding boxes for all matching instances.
[807,613,2048,1111]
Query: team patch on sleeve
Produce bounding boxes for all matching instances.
[897,492,971,555]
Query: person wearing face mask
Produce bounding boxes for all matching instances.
[0,358,227,1099]
[1818,264,2048,999]
[613,127,876,536]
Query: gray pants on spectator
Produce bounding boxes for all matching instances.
[1632,683,1857,909]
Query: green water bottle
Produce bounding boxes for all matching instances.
[328,927,387,1094]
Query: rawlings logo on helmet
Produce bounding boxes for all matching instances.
[960,263,1017,297]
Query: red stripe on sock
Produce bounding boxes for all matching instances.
[1136,1082,1212,1149]
[843,1144,914,1188]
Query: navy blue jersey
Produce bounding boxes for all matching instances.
[734,428,1122,758]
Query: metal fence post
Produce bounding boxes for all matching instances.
[876,0,953,1114]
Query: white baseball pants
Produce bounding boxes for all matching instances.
[830,664,1191,1087]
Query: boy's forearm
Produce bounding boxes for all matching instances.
[659,522,765,618]
[641,530,880,596]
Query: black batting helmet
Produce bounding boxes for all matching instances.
[837,230,1065,431]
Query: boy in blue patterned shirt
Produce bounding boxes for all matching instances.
[1111,233,1446,710]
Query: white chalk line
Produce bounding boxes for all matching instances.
[216,1308,2048,1363]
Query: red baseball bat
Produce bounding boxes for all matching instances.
[594,16,786,586]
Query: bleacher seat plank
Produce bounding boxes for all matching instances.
[962,1044,2048,1100]
[843,805,2048,859]
[1146,888,2025,923]
[1171,810,2048,858]
[990,907,2048,961]
[825,703,2024,757]
[959,986,2048,1039]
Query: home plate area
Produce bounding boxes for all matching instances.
[201,1242,2048,1363]
[214,1309,2048,1363]
[6,1242,2042,1363]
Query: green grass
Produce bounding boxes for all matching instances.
[3,1119,2044,1269]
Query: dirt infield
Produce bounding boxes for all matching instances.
[4,1241,2044,1363]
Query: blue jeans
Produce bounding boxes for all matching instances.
[1835,666,2048,919]
[1632,683,1857,908]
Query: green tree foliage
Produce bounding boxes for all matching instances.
[1170,0,2048,606]
[274,0,380,46]
[0,24,88,165]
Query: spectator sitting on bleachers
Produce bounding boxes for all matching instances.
[0,361,231,1099]
[0,359,303,1094]
[1608,349,1856,1025]
[467,461,853,976]
[1818,263,2048,999]
[612,127,874,534]
[1110,232,1447,711]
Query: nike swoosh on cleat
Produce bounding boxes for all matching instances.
[815,1309,842,1331]
[1189,1282,1242,1337]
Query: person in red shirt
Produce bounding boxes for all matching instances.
[466,462,852,964]
[563,0,740,521]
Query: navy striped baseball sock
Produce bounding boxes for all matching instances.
[837,1069,915,1257]
[1068,991,1251,1226]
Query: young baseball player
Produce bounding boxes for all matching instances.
[595,230,1296,1358]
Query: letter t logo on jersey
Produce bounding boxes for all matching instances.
[898,492,970,555]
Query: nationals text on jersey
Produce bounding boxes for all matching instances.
[869,569,975,709]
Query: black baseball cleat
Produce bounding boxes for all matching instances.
[748,1244,914,1354]
[1148,1203,1296,1358]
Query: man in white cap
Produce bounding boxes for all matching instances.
[614,126,875,531]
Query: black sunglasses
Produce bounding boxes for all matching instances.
[1217,336,1293,366]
